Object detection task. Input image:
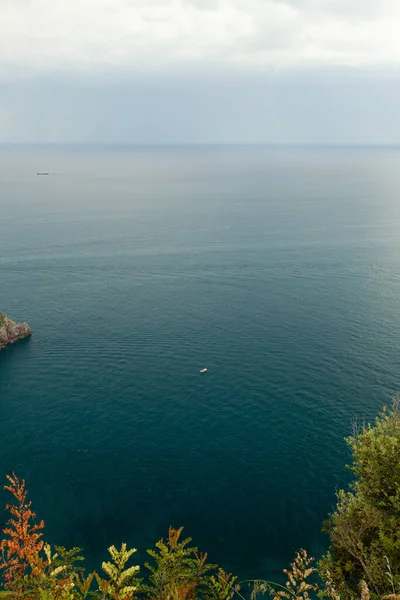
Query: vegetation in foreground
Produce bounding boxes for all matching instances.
[2,400,400,600]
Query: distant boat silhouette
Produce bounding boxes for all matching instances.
[37,172,49,175]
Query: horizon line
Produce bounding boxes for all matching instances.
[1,142,400,149]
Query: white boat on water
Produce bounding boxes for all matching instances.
[200,368,207,373]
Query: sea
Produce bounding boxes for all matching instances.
[1,144,400,581]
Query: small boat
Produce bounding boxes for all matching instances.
[200,368,207,373]
[37,172,49,175]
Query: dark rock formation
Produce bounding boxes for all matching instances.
[0,313,32,350]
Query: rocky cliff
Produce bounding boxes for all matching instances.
[0,313,31,350]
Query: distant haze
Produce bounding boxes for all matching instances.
[1,0,400,144]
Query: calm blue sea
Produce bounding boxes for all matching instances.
[1,145,400,580]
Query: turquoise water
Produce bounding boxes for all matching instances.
[1,145,400,579]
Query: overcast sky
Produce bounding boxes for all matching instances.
[1,0,399,144]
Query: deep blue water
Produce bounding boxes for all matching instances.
[1,145,400,581]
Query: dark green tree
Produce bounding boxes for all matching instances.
[320,398,400,600]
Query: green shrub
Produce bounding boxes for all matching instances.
[319,398,400,600]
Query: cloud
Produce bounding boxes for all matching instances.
[279,0,394,22]
[1,0,400,79]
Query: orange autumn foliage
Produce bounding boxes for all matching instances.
[0,472,44,584]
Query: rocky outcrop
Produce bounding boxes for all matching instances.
[0,313,31,350]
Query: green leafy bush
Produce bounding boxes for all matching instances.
[320,398,400,600]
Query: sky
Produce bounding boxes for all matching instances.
[0,0,399,144]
